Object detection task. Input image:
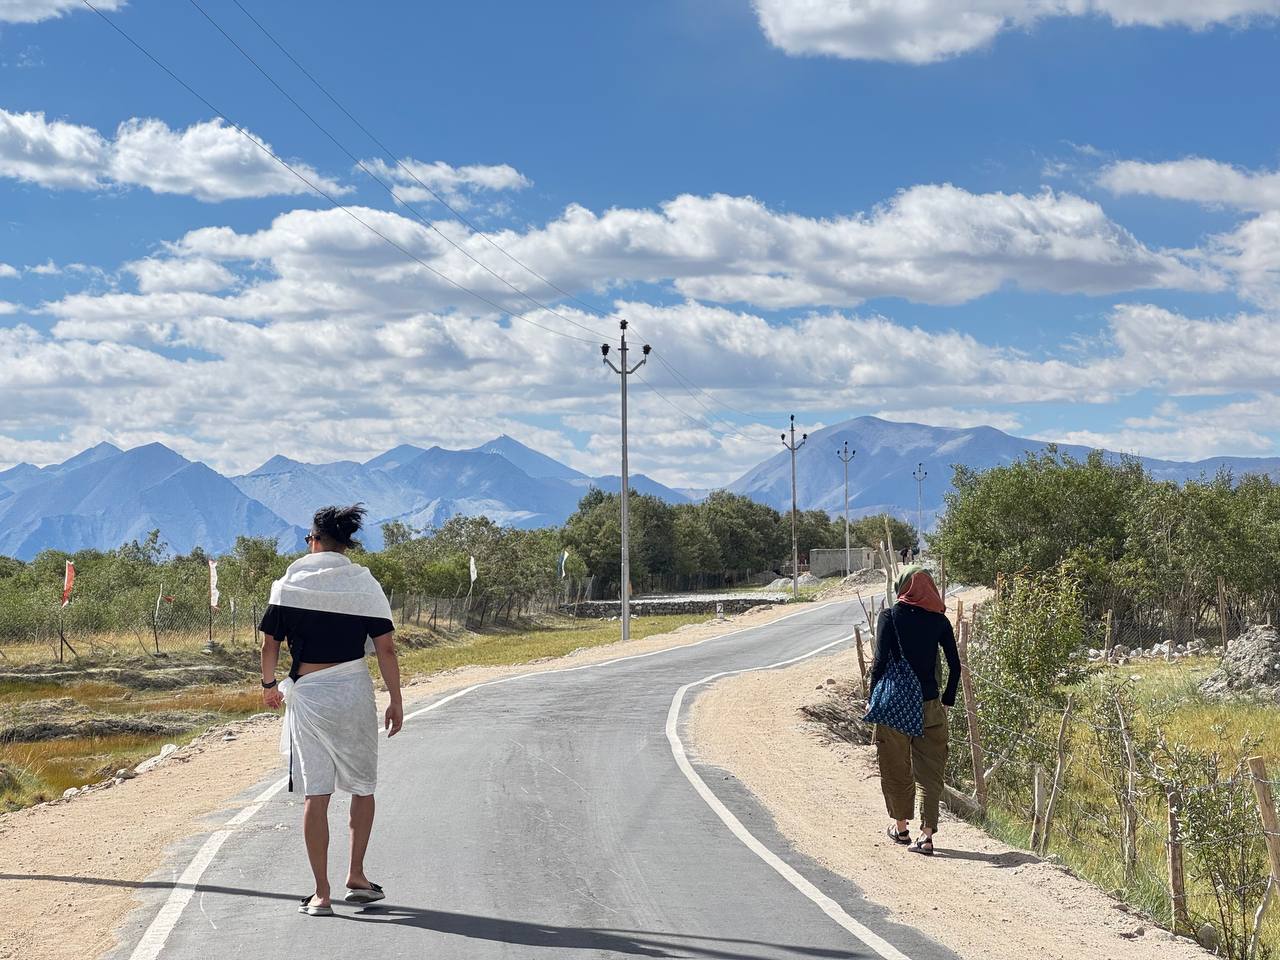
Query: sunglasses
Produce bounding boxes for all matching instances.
[305,534,317,544]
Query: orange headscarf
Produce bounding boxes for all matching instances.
[896,567,946,614]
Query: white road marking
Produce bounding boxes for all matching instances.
[126,596,860,960]
[665,631,914,960]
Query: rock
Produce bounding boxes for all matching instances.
[796,572,821,587]
[824,678,836,686]
[1197,922,1221,951]
[62,787,80,799]
[1088,649,1101,659]
[134,743,179,774]
[115,767,136,780]
[1200,624,1280,703]
[222,733,238,742]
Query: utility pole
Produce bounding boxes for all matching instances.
[602,320,650,644]
[912,462,928,556]
[781,415,807,599]
[836,441,856,576]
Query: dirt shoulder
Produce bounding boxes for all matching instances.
[688,588,1209,960]
[0,595,836,960]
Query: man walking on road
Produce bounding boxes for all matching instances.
[259,504,403,916]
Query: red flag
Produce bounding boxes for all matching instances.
[61,560,76,607]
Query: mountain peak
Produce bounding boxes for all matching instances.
[468,435,587,481]
[247,454,305,476]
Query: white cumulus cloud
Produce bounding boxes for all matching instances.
[0,109,347,201]
[127,257,237,294]
[361,158,531,208]
[0,0,122,23]
[1100,157,1280,211]
[0,263,18,278]
[753,1,1280,64]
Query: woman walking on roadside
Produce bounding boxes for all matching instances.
[867,564,959,856]
[259,504,403,916]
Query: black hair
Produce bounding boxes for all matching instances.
[312,503,366,549]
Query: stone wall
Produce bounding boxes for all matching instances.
[565,596,788,618]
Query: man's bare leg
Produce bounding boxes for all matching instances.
[303,794,332,906]
[347,793,375,889]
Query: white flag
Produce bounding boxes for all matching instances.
[469,556,477,583]
[208,559,220,609]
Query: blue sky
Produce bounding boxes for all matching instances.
[2,0,1280,486]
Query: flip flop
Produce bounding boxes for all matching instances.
[344,881,385,904]
[298,894,334,916]
[907,835,934,856]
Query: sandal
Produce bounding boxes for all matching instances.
[344,881,385,904]
[298,894,334,916]
[907,835,934,856]
[887,825,911,845]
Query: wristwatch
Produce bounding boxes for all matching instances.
[261,678,278,689]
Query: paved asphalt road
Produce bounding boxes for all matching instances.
[114,597,959,960]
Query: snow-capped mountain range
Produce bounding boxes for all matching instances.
[729,416,1280,526]
[3,418,1278,561]
[0,435,689,560]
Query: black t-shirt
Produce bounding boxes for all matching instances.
[259,604,395,679]
[871,602,960,706]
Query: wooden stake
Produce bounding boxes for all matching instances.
[1116,696,1139,883]
[1039,694,1075,856]
[1165,786,1191,935]
[1218,575,1231,650]
[883,516,898,579]
[1031,764,1047,851]
[1248,757,1280,960]
[854,625,868,699]
[958,619,988,814]
[955,599,965,630]
[938,556,948,598]
[1103,609,1114,661]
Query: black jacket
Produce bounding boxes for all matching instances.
[870,602,960,707]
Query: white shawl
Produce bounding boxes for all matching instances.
[269,552,393,655]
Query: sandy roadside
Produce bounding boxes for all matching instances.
[688,588,1210,960]
[0,595,848,960]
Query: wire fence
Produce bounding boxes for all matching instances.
[0,579,588,665]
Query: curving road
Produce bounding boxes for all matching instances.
[112,597,957,960]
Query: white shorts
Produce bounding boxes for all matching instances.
[279,658,379,797]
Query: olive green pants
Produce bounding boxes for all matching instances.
[873,699,948,832]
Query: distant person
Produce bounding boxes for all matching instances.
[868,564,959,856]
[259,504,403,916]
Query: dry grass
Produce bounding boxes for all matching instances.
[975,656,1280,953]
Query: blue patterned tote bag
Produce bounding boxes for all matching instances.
[861,607,924,736]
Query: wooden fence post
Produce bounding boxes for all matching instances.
[958,619,988,814]
[1218,575,1231,650]
[1165,786,1191,935]
[1103,609,1114,661]
[938,556,947,599]
[1039,694,1075,856]
[1247,757,1280,959]
[1031,764,1047,851]
[1116,697,1139,884]
[853,625,868,699]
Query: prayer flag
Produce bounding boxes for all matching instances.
[209,559,220,609]
[61,560,75,607]
[469,556,477,583]
[558,548,569,579]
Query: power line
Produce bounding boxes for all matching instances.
[184,0,607,343]
[87,0,786,449]
[632,370,773,446]
[195,0,781,449]
[227,0,611,321]
[78,0,599,346]
[219,1,771,439]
